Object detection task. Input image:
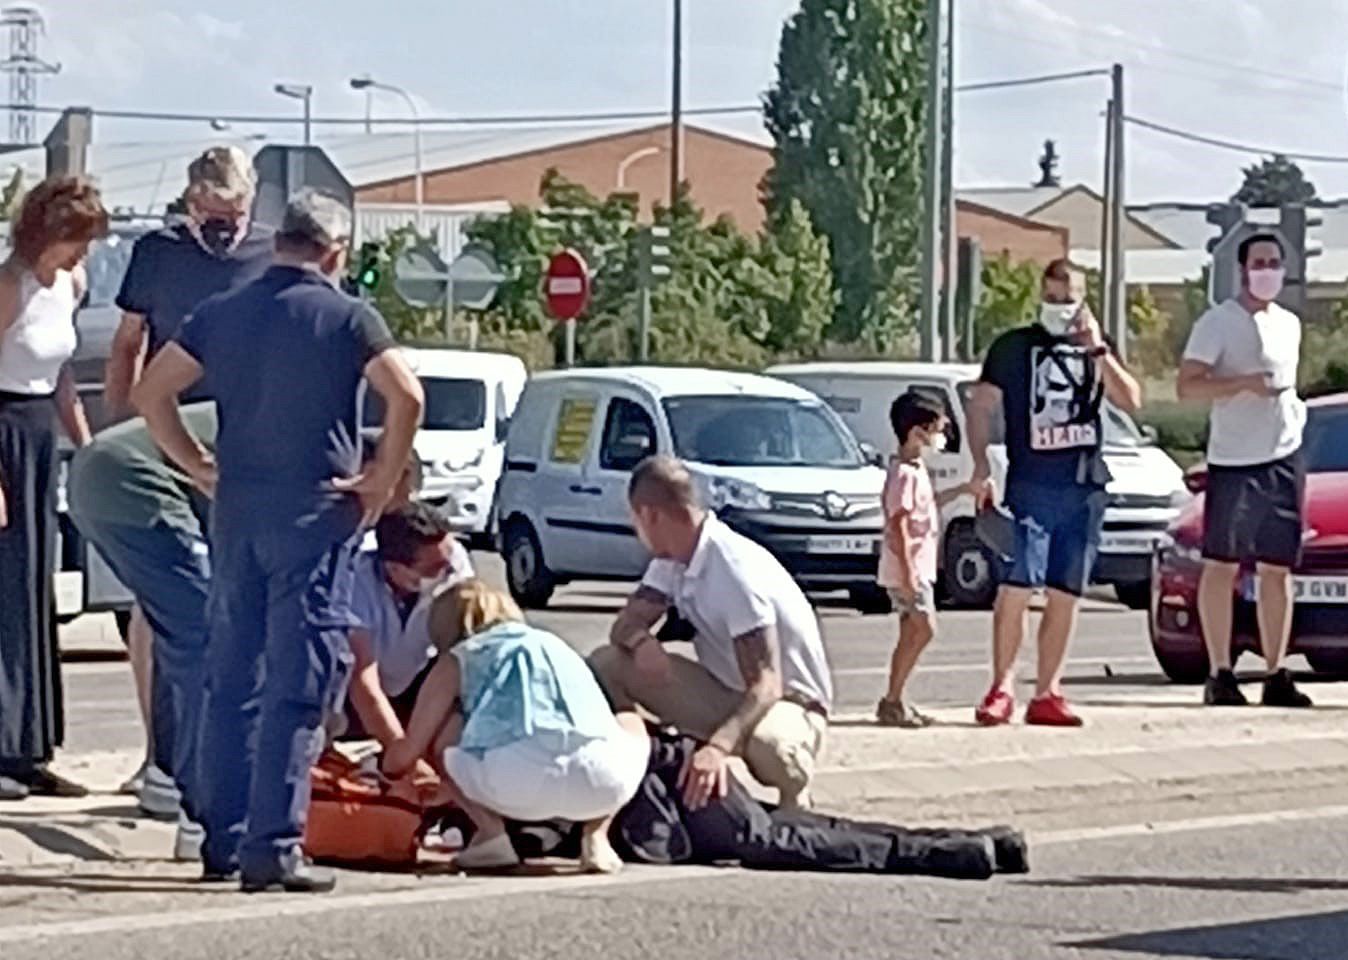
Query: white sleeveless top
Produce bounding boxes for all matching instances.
[0,268,77,395]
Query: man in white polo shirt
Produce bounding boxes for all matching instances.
[1179,232,1310,709]
[591,456,833,811]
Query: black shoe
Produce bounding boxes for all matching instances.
[25,766,90,798]
[982,825,1029,874]
[919,835,996,881]
[1203,670,1248,706]
[1262,669,1313,708]
[241,857,337,894]
[200,865,239,884]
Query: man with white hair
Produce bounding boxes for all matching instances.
[102,146,274,816]
[133,189,424,894]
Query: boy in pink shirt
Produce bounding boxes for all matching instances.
[876,392,973,727]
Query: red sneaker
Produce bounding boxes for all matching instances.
[975,688,1015,726]
[1025,694,1084,727]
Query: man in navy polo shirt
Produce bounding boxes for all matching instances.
[133,189,424,894]
[102,146,274,815]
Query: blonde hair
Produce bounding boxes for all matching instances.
[186,146,255,206]
[427,579,523,655]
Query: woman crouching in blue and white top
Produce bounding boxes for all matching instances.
[382,579,649,872]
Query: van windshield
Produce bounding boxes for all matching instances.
[365,377,486,431]
[663,395,864,468]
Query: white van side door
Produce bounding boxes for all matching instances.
[581,386,662,578]
[534,388,605,575]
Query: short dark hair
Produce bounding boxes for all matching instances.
[1042,257,1080,284]
[890,391,945,444]
[628,455,701,511]
[375,502,452,566]
[1238,232,1285,266]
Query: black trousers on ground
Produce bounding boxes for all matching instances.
[0,393,62,778]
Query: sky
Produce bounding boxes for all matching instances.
[25,0,1348,204]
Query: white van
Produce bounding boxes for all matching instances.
[364,348,527,541]
[768,361,1189,609]
[495,366,889,610]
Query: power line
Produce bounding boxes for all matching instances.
[956,68,1111,93]
[0,102,762,127]
[1126,114,1348,164]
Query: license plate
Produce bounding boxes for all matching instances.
[806,536,875,554]
[1241,575,1348,604]
[1099,533,1161,554]
[55,571,83,617]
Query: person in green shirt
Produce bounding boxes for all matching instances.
[67,402,217,860]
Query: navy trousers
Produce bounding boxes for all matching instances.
[198,517,357,879]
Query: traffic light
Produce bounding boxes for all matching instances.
[1205,202,1247,306]
[354,242,381,292]
[638,224,672,287]
[1278,204,1322,316]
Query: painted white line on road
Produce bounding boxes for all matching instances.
[832,655,1157,679]
[1037,803,1348,847]
[1,864,724,943]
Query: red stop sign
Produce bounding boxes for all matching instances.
[544,249,591,321]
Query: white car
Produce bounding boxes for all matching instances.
[495,366,889,610]
[363,348,527,542]
[768,361,1189,609]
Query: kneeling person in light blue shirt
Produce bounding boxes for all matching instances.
[383,580,649,874]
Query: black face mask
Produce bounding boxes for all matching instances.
[197,218,240,256]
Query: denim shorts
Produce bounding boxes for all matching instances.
[1003,481,1108,597]
[887,584,936,618]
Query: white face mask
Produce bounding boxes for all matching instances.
[1247,268,1285,302]
[1039,301,1079,336]
[929,432,948,453]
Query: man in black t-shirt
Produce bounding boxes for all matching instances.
[106,146,274,415]
[133,190,424,895]
[967,259,1142,728]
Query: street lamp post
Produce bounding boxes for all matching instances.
[351,76,423,231]
[273,83,313,145]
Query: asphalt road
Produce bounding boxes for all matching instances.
[59,552,1176,758]
[6,808,1348,959]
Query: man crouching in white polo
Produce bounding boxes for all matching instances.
[590,456,834,811]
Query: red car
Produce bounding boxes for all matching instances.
[1151,393,1348,683]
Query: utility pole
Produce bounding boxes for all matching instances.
[939,0,957,362]
[669,0,684,207]
[1100,97,1115,319]
[918,0,945,362]
[1107,63,1127,359]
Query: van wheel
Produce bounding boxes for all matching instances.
[1115,580,1153,611]
[849,586,893,615]
[943,522,1000,609]
[504,521,555,609]
[1153,646,1209,685]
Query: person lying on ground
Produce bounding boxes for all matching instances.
[446,730,1027,882]
[381,579,649,873]
[341,502,474,746]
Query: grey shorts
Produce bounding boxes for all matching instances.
[888,584,936,618]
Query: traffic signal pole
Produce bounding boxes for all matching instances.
[1107,63,1127,359]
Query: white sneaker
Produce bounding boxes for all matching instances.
[137,765,180,820]
[0,775,28,801]
[119,759,149,796]
[174,813,205,862]
[455,832,520,870]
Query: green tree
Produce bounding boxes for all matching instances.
[1232,154,1318,206]
[973,255,1038,354]
[763,0,929,345]
[1126,284,1173,378]
[462,171,835,368]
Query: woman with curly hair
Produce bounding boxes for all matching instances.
[0,176,108,800]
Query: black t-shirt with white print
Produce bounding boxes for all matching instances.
[980,324,1112,489]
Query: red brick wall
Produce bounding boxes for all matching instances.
[956,203,1069,266]
[356,125,773,233]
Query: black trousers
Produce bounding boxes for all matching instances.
[0,393,62,776]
